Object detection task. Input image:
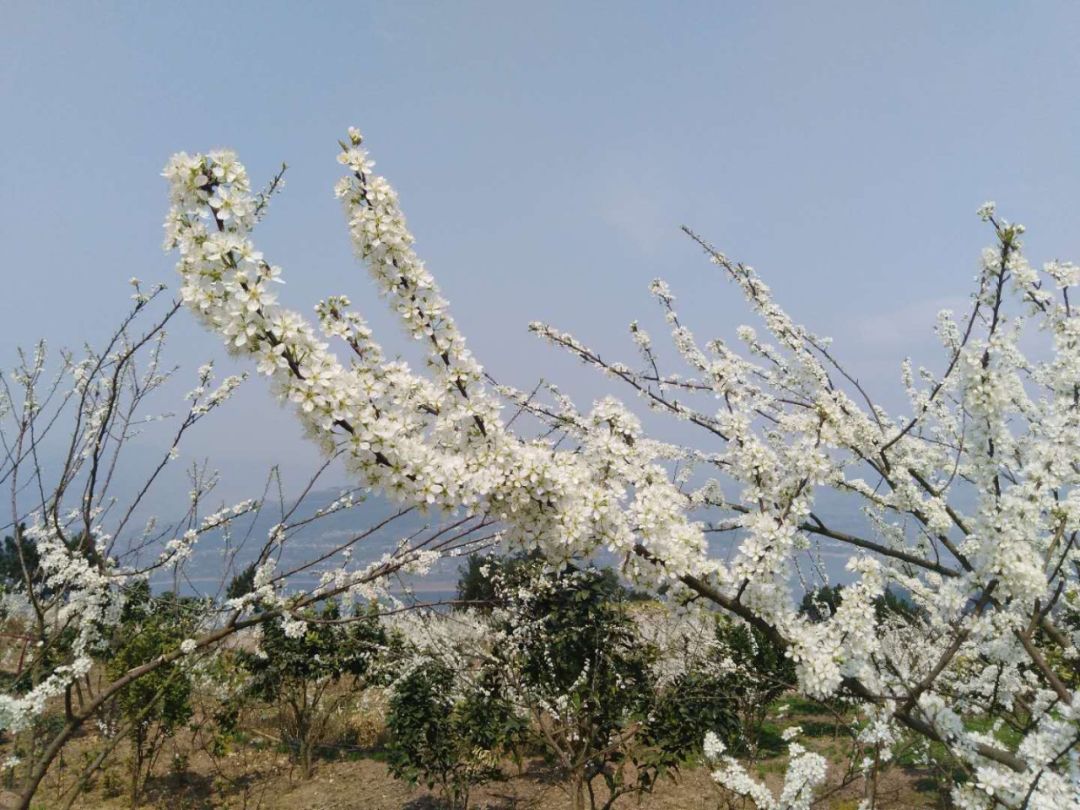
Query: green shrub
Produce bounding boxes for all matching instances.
[238,601,388,778]
[386,659,519,809]
[107,581,197,807]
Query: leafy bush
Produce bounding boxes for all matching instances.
[645,668,740,763]
[488,560,728,810]
[106,581,197,807]
[386,659,520,810]
[711,618,795,759]
[237,601,388,778]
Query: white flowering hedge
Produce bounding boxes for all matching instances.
[159,130,1080,807]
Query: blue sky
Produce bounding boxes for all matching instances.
[4,2,1080,502]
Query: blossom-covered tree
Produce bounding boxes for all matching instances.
[0,290,492,809]
[161,130,1080,807]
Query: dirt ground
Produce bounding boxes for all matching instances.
[12,747,944,809]
[4,686,947,809]
[246,757,941,810]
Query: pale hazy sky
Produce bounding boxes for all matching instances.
[4,2,1080,500]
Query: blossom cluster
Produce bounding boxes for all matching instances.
[162,141,713,582]
[162,132,1080,806]
[704,730,826,810]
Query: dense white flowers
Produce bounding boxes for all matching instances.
[161,130,1080,806]
[705,730,826,810]
[162,138,714,585]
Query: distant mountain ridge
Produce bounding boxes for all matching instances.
[143,483,926,601]
[146,488,467,600]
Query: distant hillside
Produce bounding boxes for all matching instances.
[142,482,921,602]
[146,489,468,601]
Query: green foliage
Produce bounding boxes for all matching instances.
[456,550,540,607]
[109,582,197,730]
[106,580,197,806]
[715,619,793,706]
[873,586,922,624]
[0,525,100,598]
[0,526,39,592]
[457,551,649,610]
[800,583,922,625]
[456,553,495,606]
[237,600,388,778]
[386,660,518,810]
[490,560,708,809]
[404,558,868,808]
[243,602,385,699]
[645,669,740,762]
[455,667,528,755]
[224,562,257,601]
[799,584,844,623]
[711,617,795,757]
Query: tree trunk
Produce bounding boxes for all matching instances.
[130,734,145,809]
[571,772,588,810]
[301,741,314,780]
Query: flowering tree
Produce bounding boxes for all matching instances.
[0,291,493,809]
[161,131,1080,807]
